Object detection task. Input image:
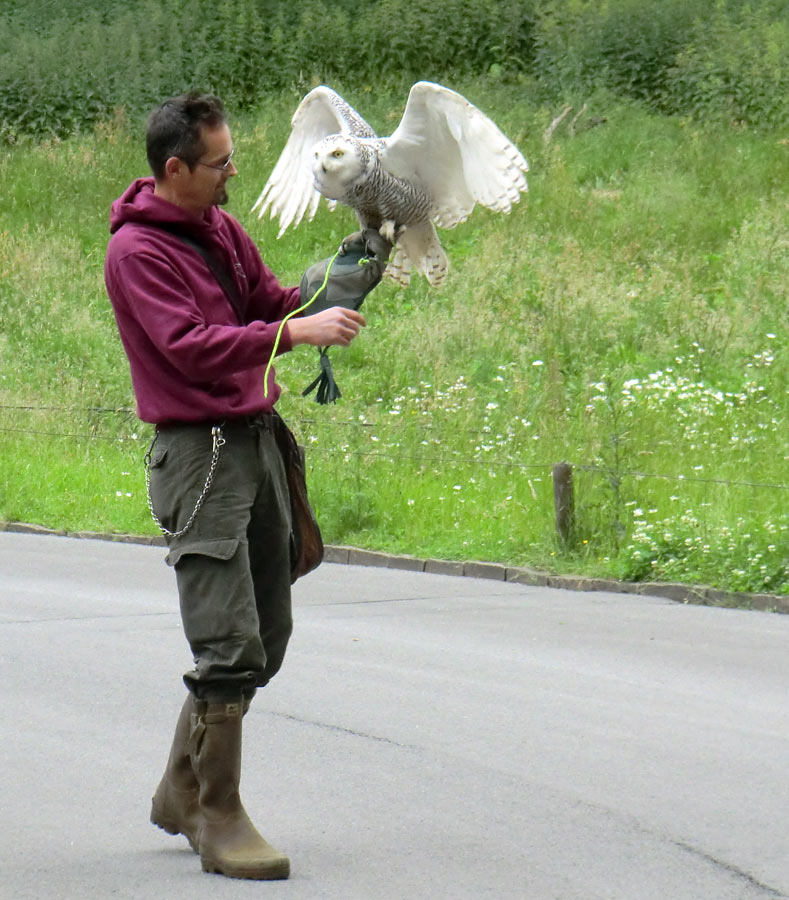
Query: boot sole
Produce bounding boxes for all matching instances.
[200,856,290,880]
[150,810,199,853]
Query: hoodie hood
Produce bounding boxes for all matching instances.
[109,177,223,242]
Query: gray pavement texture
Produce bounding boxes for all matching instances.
[1,531,788,900]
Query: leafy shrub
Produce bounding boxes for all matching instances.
[1,0,787,137]
[662,2,789,127]
[531,0,711,101]
[0,0,537,139]
[620,510,789,595]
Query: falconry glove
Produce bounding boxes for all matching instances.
[300,228,391,316]
[300,228,392,403]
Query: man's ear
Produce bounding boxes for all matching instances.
[163,156,184,178]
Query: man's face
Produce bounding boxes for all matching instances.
[180,123,237,212]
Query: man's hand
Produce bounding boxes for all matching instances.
[287,306,366,348]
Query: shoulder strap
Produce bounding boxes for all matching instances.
[158,226,246,324]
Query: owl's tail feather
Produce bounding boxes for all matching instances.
[384,249,411,288]
[384,222,448,289]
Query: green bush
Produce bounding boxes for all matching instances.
[531,0,712,101]
[3,0,787,139]
[662,2,789,127]
[0,0,537,139]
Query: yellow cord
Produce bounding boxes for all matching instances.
[263,245,342,397]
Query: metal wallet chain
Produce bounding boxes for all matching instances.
[144,425,226,539]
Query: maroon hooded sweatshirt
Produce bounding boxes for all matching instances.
[104,177,301,425]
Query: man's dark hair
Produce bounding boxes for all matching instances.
[146,92,227,179]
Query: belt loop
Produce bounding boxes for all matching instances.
[250,413,273,432]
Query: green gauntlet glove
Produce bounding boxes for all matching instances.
[299,229,393,404]
[299,228,392,316]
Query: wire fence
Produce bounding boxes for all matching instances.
[1,403,787,492]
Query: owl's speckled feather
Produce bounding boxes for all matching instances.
[253,82,528,288]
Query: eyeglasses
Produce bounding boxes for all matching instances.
[196,148,235,172]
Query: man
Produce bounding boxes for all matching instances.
[104,92,389,880]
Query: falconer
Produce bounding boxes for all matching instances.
[104,91,389,880]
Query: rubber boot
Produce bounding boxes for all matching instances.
[192,699,290,880]
[150,693,202,851]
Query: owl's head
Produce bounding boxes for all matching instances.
[311,134,367,200]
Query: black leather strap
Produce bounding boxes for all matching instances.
[158,227,246,324]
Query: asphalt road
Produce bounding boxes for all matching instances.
[1,531,787,900]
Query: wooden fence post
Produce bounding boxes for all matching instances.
[552,462,575,547]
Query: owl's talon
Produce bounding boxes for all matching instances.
[379,221,397,243]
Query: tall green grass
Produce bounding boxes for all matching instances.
[0,84,786,594]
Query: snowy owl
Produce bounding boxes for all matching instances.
[252,81,528,288]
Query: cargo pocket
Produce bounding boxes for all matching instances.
[166,537,240,568]
[148,445,168,469]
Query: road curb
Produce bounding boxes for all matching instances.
[2,521,787,614]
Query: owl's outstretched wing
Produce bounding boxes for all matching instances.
[381,81,528,229]
[252,86,378,236]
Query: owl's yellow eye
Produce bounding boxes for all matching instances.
[331,149,344,158]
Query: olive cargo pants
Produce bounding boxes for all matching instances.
[147,416,293,701]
